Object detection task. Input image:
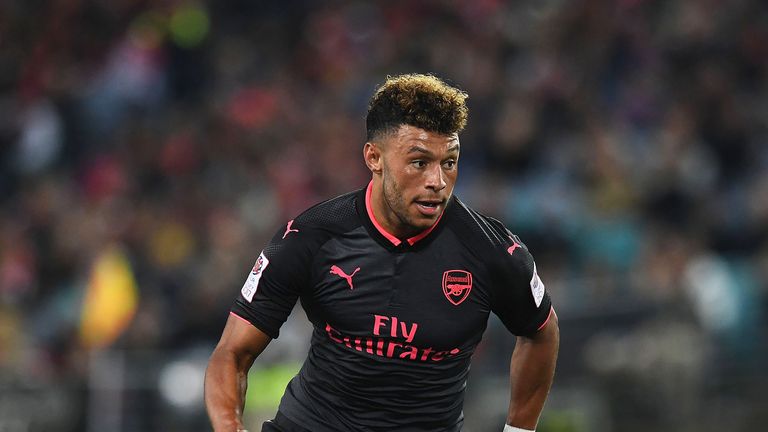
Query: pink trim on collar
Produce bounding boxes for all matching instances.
[364,181,444,246]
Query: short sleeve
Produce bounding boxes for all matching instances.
[230,220,320,338]
[489,234,553,337]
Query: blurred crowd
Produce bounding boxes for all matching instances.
[1,0,767,431]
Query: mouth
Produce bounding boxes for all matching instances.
[414,199,444,216]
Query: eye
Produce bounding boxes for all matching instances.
[411,160,427,168]
[443,160,456,169]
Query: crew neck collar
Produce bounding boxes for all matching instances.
[364,180,444,247]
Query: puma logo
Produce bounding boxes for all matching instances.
[507,238,521,255]
[330,265,361,290]
[282,219,299,239]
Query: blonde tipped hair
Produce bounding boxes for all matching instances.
[366,74,469,140]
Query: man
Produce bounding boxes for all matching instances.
[205,74,559,432]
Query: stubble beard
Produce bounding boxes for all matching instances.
[381,167,420,236]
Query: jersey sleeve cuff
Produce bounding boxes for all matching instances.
[230,301,281,339]
[518,294,553,336]
[536,306,554,331]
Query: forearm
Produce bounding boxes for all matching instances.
[506,311,559,429]
[205,347,254,432]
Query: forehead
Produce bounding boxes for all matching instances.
[384,125,460,153]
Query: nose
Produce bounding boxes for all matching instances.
[425,163,446,192]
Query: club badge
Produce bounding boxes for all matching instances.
[442,270,473,306]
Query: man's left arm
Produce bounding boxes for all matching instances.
[488,230,560,431]
[506,309,559,431]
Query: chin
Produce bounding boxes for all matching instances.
[411,214,438,228]
[412,221,432,231]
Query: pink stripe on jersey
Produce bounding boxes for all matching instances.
[536,306,554,332]
[230,311,252,326]
[364,181,443,246]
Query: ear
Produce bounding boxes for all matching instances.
[363,142,383,174]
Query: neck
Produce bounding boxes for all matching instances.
[369,177,415,240]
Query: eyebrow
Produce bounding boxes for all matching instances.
[406,143,460,155]
[407,146,431,155]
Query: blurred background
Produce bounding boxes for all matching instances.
[1,0,767,431]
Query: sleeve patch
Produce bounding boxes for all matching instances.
[241,251,269,302]
[530,262,545,307]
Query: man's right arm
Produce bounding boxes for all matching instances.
[205,313,272,432]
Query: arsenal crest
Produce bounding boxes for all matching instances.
[442,270,473,306]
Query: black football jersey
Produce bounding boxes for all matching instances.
[231,182,553,432]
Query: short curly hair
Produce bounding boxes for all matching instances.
[366,74,468,141]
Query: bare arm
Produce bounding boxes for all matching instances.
[205,314,272,432]
[506,309,560,430]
